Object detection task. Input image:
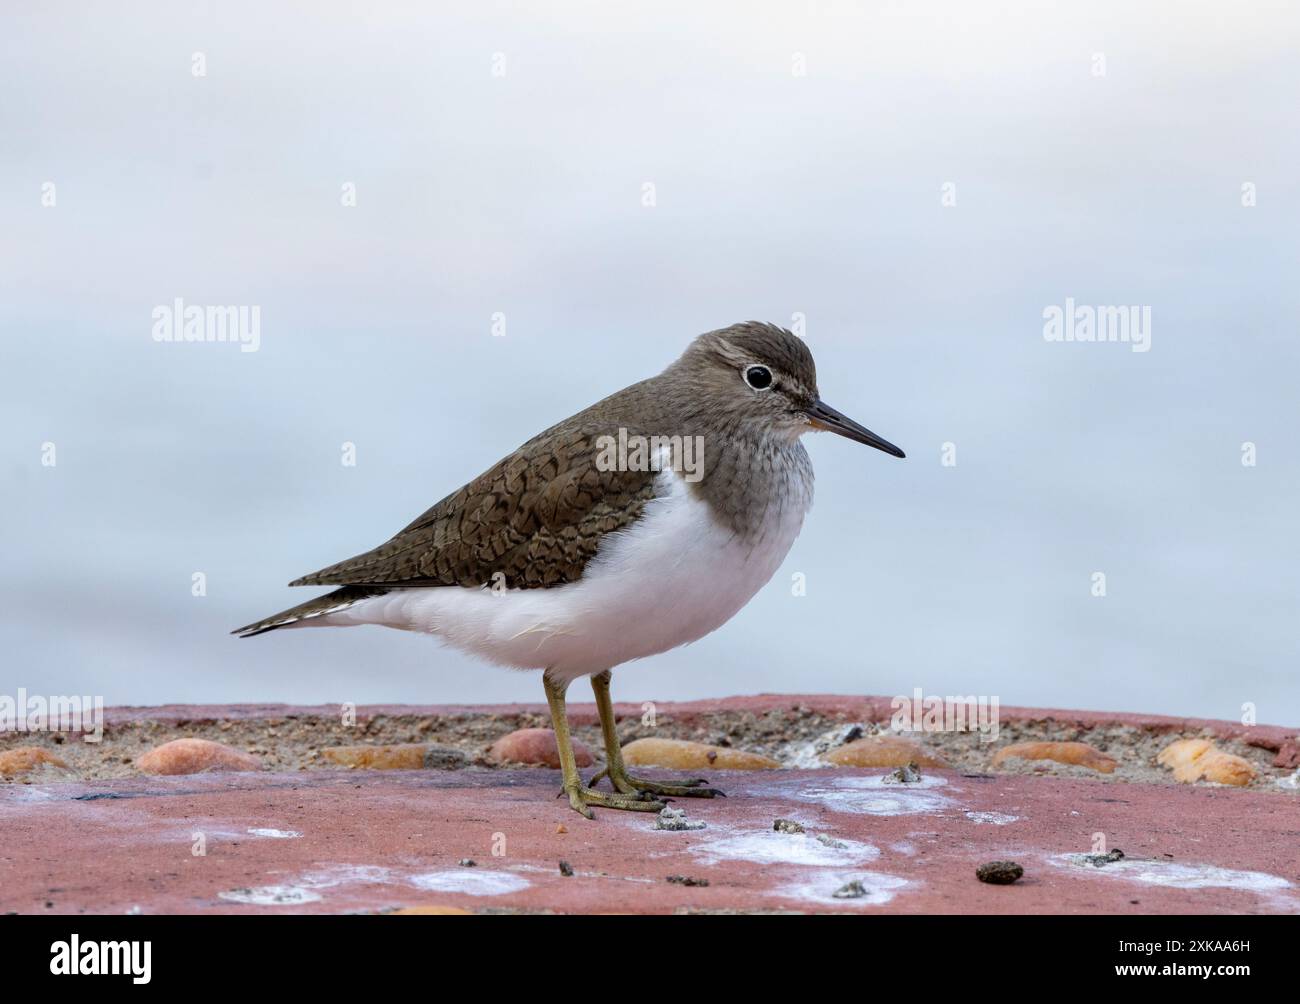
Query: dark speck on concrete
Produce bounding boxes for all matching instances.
[1081,849,1125,867]
[423,745,469,770]
[976,860,1024,885]
[655,807,706,831]
[884,762,923,784]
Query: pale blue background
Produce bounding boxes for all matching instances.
[3,2,1297,722]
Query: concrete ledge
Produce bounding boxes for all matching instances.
[2,697,1296,914]
[94,695,1297,747]
[3,766,1296,915]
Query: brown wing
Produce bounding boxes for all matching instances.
[288,424,659,590]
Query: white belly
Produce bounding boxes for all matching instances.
[323,466,811,681]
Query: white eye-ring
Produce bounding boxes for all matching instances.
[744,365,773,390]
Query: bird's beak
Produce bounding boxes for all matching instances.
[806,399,906,458]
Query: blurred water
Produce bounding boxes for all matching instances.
[2,2,1297,723]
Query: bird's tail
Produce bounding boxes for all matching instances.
[231,585,386,638]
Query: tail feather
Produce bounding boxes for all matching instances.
[232,586,386,638]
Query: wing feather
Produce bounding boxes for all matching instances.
[288,425,659,590]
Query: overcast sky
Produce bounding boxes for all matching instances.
[3,2,1297,724]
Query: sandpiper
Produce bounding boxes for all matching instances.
[235,322,905,817]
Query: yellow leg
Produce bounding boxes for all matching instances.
[586,670,724,799]
[542,671,664,818]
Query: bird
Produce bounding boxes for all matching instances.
[234,322,905,817]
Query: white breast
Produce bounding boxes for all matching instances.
[325,464,812,682]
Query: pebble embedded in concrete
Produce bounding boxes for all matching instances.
[622,737,779,771]
[1157,739,1255,786]
[488,729,593,769]
[992,741,1117,774]
[0,747,69,779]
[136,738,262,776]
[822,736,948,769]
[320,743,466,770]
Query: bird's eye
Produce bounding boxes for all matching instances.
[744,365,773,390]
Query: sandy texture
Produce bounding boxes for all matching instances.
[2,696,1294,792]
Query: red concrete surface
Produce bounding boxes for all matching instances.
[3,764,1297,915]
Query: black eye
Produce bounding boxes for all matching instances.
[744,365,773,390]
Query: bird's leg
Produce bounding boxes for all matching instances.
[542,670,664,818]
[585,670,724,799]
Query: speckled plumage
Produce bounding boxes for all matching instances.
[233,321,906,818]
[234,322,850,638]
[289,424,661,591]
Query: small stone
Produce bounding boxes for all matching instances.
[991,741,1117,774]
[1272,739,1300,770]
[666,875,710,887]
[555,824,567,835]
[832,879,868,899]
[559,860,574,877]
[773,818,806,834]
[622,738,779,771]
[488,729,593,769]
[0,747,69,778]
[136,739,261,776]
[976,860,1024,885]
[655,807,706,831]
[422,745,469,770]
[1157,739,1255,786]
[458,859,476,867]
[883,762,923,784]
[822,736,948,769]
[320,743,466,771]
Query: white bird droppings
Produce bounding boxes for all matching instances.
[785,773,955,816]
[298,865,393,889]
[1054,854,1291,892]
[218,885,322,906]
[964,811,1019,826]
[409,870,531,896]
[773,870,909,908]
[247,828,302,839]
[691,828,879,867]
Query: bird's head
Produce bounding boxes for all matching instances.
[668,321,905,458]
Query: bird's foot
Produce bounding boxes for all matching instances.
[587,766,725,799]
[560,783,665,819]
